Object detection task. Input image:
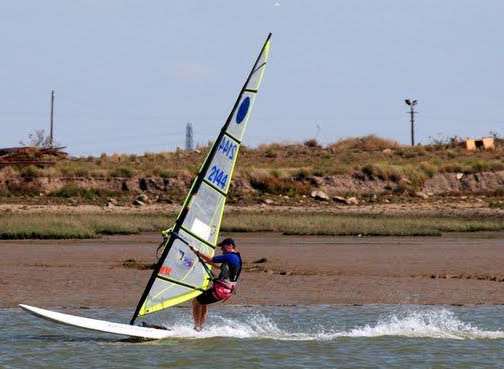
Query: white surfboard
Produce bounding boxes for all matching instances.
[19,304,172,340]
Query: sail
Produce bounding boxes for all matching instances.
[130,34,271,324]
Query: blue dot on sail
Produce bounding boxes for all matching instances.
[236,97,250,124]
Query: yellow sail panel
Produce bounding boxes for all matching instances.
[139,280,211,316]
[137,230,214,317]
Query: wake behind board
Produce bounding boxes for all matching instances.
[19,304,171,340]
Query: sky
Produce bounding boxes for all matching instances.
[1,0,503,155]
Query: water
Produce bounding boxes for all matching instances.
[2,305,504,368]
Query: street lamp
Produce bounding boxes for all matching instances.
[404,99,418,146]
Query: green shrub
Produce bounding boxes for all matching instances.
[110,166,134,178]
[50,185,117,200]
[419,162,438,178]
[294,168,310,180]
[250,175,310,196]
[304,138,321,148]
[469,160,490,173]
[361,164,376,177]
[20,165,41,179]
[156,169,176,178]
[330,135,399,152]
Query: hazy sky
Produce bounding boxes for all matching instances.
[2,1,503,155]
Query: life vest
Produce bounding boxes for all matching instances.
[212,279,237,300]
[212,252,242,301]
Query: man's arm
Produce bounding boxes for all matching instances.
[188,245,218,266]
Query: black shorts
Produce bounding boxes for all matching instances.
[196,289,222,305]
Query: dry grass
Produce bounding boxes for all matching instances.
[1,211,504,239]
[222,211,504,236]
[0,213,173,239]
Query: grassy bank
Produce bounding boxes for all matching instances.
[1,211,504,239]
[0,213,173,239]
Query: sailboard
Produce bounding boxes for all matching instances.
[19,33,272,339]
[19,304,172,339]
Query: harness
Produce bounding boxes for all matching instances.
[211,252,242,300]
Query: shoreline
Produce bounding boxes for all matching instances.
[2,232,504,308]
[1,201,503,217]
[1,203,504,240]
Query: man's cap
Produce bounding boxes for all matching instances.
[218,238,236,247]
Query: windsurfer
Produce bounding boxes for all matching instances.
[189,238,242,331]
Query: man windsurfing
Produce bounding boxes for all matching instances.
[189,238,242,331]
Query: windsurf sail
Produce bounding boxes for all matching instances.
[130,33,271,325]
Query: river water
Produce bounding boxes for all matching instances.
[2,305,504,368]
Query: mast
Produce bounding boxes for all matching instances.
[130,33,272,325]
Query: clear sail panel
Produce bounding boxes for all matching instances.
[246,39,270,91]
[246,45,269,91]
[181,182,225,245]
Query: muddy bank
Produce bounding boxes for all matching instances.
[2,232,504,308]
[1,201,503,218]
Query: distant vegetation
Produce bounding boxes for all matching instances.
[1,210,504,239]
[0,135,503,203]
[13,135,504,177]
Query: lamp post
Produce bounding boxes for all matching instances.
[404,98,417,146]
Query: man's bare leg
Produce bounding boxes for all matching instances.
[192,299,208,331]
[199,304,208,329]
[192,299,201,329]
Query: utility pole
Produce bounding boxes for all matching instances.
[185,122,194,151]
[404,98,418,146]
[49,90,55,148]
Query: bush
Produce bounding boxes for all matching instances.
[110,166,134,178]
[20,165,41,179]
[156,169,176,178]
[50,185,117,200]
[250,175,310,196]
[293,168,310,180]
[361,164,376,178]
[60,166,90,177]
[419,162,438,178]
[304,139,321,148]
[329,135,399,152]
